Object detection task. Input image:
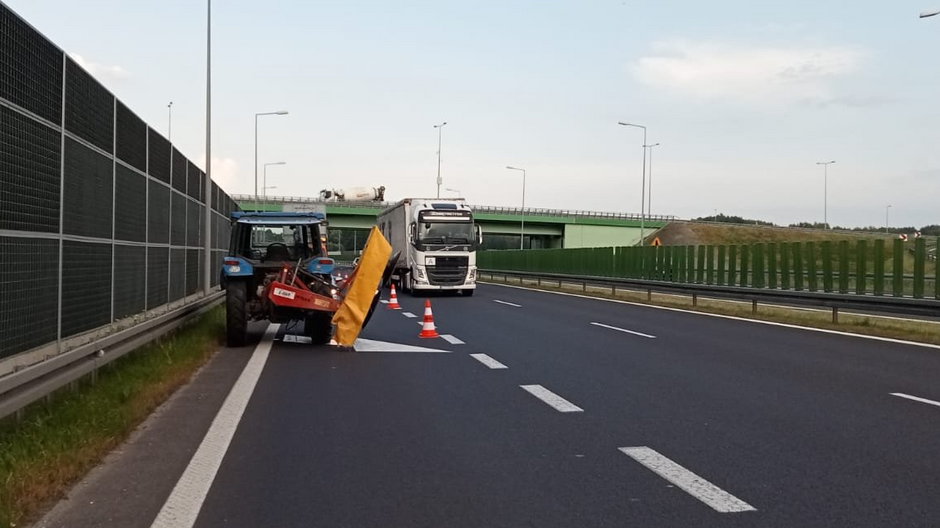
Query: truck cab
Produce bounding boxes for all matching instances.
[379,199,482,296]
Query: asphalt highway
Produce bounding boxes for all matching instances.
[36,283,940,528]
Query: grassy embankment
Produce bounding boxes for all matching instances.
[0,307,224,528]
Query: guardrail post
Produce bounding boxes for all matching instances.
[838,240,850,294]
[832,307,839,324]
[717,246,727,286]
[856,240,867,295]
[648,288,652,301]
[914,237,926,299]
[873,239,885,296]
[752,299,757,314]
[692,292,697,307]
[892,239,903,297]
[806,242,818,292]
[822,241,833,292]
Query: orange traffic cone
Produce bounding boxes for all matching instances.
[418,299,440,338]
[387,284,402,310]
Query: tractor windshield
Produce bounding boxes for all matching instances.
[240,223,321,261]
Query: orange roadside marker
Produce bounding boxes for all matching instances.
[387,283,402,310]
[418,299,440,338]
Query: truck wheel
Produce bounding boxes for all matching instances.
[226,281,248,347]
[305,312,333,345]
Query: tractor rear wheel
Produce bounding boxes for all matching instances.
[305,311,333,345]
[226,281,248,347]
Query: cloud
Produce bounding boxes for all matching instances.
[69,53,129,81]
[198,155,240,193]
[632,40,865,105]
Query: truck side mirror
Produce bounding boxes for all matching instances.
[409,223,416,243]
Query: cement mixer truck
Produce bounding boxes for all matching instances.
[377,198,481,295]
[319,186,386,202]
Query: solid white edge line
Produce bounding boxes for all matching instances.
[484,282,940,351]
[890,392,940,408]
[619,447,756,513]
[470,353,508,369]
[441,334,465,345]
[493,299,522,307]
[150,324,280,528]
[590,322,656,339]
[520,384,583,412]
[402,312,417,318]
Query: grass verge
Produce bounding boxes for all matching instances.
[484,279,940,346]
[0,306,224,528]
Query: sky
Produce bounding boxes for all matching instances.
[7,0,940,229]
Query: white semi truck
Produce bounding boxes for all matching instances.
[377,198,481,295]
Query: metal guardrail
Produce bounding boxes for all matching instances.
[0,292,224,421]
[480,269,940,321]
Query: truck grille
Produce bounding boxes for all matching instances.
[427,256,469,286]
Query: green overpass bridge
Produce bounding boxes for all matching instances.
[233,195,672,255]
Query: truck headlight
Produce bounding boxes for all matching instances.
[415,267,425,279]
[468,268,476,279]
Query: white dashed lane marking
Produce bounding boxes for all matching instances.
[493,299,522,307]
[402,312,417,318]
[619,447,756,513]
[441,334,464,345]
[520,384,583,413]
[470,353,508,369]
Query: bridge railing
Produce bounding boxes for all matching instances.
[231,194,674,222]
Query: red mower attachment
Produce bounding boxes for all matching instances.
[265,264,342,313]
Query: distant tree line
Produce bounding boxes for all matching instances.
[693,214,774,226]
[693,215,938,236]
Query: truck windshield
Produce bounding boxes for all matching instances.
[418,221,474,244]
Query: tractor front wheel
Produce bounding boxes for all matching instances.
[226,281,248,347]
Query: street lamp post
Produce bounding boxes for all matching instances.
[263,161,286,200]
[644,142,660,218]
[885,204,892,233]
[506,166,526,250]
[254,110,288,201]
[168,101,173,143]
[434,122,447,198]
[203,1,211,294]
[618,122,648,244]
[816,160,836,228]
